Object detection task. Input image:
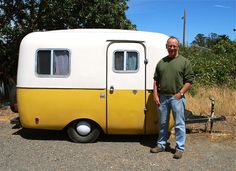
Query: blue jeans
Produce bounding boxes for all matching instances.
[157,95,186,151]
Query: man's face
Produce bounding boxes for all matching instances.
[166,38,179,58]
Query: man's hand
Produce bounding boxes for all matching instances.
[153,93,160,106]
[175,92,182,99]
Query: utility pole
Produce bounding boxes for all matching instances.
[182,9,186,47]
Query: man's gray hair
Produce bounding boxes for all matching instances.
[167,36,180,45]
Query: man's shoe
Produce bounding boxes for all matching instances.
[173,150,183,159]
[150,146,164,153]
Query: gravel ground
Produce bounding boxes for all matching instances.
[0,110,236,171]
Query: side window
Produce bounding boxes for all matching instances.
[114,51,138,72]
[37,50,51,75]
[53,50,69,75]
[37,49,70,76]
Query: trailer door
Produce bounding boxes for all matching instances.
[107,42,146,134]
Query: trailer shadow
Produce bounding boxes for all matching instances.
[13,127,157,145]
[12,128,70,142]
[12,127,175,153]
[98,134,156,146]
[99,134,175,153]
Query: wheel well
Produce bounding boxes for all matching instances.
[64,119,104,134]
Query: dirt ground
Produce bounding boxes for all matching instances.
[0,108,235,170]
[186,114,236,143]
[0,107,18,123]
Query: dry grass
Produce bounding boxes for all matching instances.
[0,107,18,123]
[185,87,236,136]
[186,87,236,116]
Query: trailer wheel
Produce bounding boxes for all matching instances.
[9,85,18,113]
[67,120,101,143]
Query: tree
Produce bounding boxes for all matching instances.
[0,0,136,77]
[183,33,236,89]
[192,33,206,47]
[192,33,231,49]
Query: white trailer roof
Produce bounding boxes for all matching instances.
[17,29,169,89]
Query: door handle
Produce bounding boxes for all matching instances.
[110,86,114,93]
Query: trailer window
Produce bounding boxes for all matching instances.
[37,50,51,74]
[114,51,138,72]
[114,52,124,70]
[53,50,69,75]
[37,50,70,76]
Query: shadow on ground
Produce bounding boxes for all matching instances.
[12,127,156,146]
[12,126,176,154]
[12,127,69,141]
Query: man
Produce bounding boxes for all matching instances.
[150,36,194,159]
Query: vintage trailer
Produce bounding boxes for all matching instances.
[16,29,174,142]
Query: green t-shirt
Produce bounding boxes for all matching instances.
[153,55,194,95]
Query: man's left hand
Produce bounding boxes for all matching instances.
[175,92,182,99]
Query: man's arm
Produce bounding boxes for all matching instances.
[175,82,191,99]
[175,59,194,98]
[153,80,160,106]
[180,82,191,94]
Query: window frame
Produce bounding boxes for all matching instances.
[112,50,139,73]
[35,48,71,78]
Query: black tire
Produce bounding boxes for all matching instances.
[9,85,18,113]
[67,120,101,143]
[9,85,16,104]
